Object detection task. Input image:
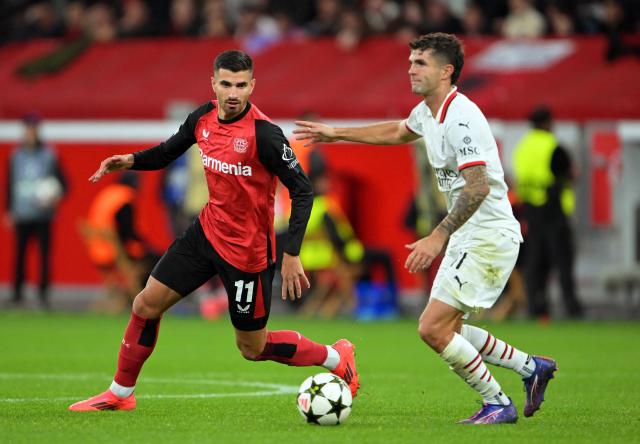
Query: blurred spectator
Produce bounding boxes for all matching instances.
[390,0,423,42]
[422,0,462,35]
[336,7,369,51]
[546,2,576,36]
[363,0,400,34]
[85,3,118,42]
[6,114,67,310]
[20,2,64,40]
[81,172,157,313]
[462,2,490,36]
[307,0,342,36]
[161,155,190,237]
[501,0,546,39]
[512,106,584,319]
[118,0,154,38]
[272,10,308,42]
[64,1,86,39]
[598,0,640,60]
[235,3,280,53]
[200,0,231,38]
[169,0,200,36]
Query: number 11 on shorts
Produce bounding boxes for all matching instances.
[234,280,255,307]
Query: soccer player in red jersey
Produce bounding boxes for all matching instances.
[69,50,358,411]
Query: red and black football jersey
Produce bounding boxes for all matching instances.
[132,101,312,273]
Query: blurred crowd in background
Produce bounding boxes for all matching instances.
[1,0,638,51]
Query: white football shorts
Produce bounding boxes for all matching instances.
[430,227,520,316]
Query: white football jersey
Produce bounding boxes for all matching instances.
[404,86,522,241]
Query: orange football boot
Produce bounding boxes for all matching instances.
[68,389,136,411]
[331,339,360,398]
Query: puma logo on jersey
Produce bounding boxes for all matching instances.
[202,129,210,139]
[458,122,470,129]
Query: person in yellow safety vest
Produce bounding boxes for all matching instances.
[295,164,364,317]
[512,106,583,319]
[300,190,365,271]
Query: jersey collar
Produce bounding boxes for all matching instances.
[218,101,252,124]
[435,86,458,124]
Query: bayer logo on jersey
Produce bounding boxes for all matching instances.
[296,373,352,425]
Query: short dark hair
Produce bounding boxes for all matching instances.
[214,50,253,74]
[529,106,553,129]
[409,33,464,84]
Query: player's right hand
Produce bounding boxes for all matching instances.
[89,154,134,183]
[293,121,338,146]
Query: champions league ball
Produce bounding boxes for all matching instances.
[296,373,352,425]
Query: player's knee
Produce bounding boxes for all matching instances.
[418,321,445,351]
[236,340,263,361]
[132,288,163,318]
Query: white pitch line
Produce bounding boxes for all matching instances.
[0,373,298,403]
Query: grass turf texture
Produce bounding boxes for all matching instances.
[0,312,638,443]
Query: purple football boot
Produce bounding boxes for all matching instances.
[458,400,518,425]
[523,355,557,417]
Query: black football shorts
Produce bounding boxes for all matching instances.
[151,218,274,331]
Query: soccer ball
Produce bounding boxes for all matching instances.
[296,373,352,425]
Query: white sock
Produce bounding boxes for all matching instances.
[322,346,340,370]
[440,333,511,406]
[461,324,536,379]
[110,380,134,398]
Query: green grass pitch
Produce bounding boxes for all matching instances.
[1,312,638,443]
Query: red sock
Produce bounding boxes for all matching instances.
[114,312,161,387]
[257,330,328,366]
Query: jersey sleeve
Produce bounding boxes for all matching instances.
[255,119,313,256]
[132,102,214,170]
[446,117,489,171]
[403,103,425,137]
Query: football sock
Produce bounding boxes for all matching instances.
[112,312,161,394]
[322,346,340,370]
[440,333,511,406]
[110,380,134,398]
[257,330,328,367]
[461,324,536,379]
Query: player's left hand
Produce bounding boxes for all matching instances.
[281,253,311,301]
[404,229,448,273]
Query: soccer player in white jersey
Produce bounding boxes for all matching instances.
[294,33,557,424]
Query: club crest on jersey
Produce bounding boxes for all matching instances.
[233,137,248,153]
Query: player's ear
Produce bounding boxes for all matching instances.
[442,64,454,81]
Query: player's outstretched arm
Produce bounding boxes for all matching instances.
[281,253,311,301]
[294,120,419,146]
[89,154,134,183]
[404,165,489,273]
